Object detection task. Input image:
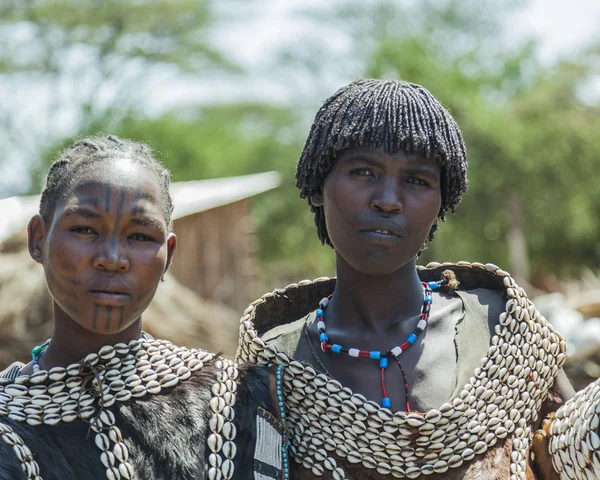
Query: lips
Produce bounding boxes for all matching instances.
[360,226,403,238]
[88,286,132,306]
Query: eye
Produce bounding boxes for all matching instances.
[130,233,154,242]
[350,168,374,177]
[71,226,96,235]
[406,177,430,186]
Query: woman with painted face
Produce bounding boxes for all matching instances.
[236,79,577,479]
[0,136,280,480]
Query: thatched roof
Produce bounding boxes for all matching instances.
[0,250,240,369]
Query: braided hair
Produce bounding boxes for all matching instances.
[296,79,468,247]
[39,135,174,228]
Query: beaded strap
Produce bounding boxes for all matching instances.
[0,420,41,479]
[276,365,290,480]
[206,358,239,480]
[90,410,134,479]
[236,262,568,480]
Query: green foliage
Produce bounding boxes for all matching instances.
[291,0,600,279]
[37,103,336,287]
[0,0,229,73]
[12,0,600,288]
[0,0,235,170]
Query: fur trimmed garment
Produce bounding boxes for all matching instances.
[0,362,275,480]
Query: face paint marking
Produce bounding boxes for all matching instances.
[104,184,112,213]
[77,195,102,208]
[118,307,125,329]
[105,306,113,330]
[92,305,100,330]
[109,189,127,256]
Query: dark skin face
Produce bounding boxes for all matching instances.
[26,160,176,370]
[303,146,446,409]
[312,146,441,278]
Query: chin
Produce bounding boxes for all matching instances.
[350,256,414,277]
[65,309,135,336]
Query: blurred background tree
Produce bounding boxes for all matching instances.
[0,0,598,291]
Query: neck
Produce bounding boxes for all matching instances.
[327,255,424,333]
[38,302,143,370]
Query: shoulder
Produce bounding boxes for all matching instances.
[0,362,25,380]
[457,288,506,319]
[261,315,310,358]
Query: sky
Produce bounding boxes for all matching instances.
[214,0,600,96]
[513,0,599,62]
[0,0,599,197]
[143,0,600,109]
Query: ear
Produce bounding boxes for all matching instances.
[164,233,177,273]
[310,192,324,207]
[27,215,47,265]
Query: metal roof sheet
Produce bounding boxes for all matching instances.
[0,171,280,245]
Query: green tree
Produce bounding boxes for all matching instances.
[39,103,332,287]
[18,0,600,287]
[0,0,233,195]
[279,0,600,281]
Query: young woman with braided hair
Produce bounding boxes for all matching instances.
[0,135,280,480]
[236,79,577,479]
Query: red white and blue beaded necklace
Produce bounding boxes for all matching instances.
[317,278,448,412]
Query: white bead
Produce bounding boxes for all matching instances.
[319,297,330,308]
[348,349,360,358]
[417,320,427,330]
[317,321,326,330]
[391,346,403,357]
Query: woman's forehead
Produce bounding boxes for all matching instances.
[68,162,161,199]
[57,167,164,220]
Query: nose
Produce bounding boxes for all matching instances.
[93,237,130,272]
[370,177,403,213]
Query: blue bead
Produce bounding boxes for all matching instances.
[379,357,388,368]
[369,351,381,359]
[319,333,329,342]
[407,333,417,344]
[316,309,324,318]
[424,295,432,302]
[382,397,392,409]
[331,344,342,353]
[428,281,440,289]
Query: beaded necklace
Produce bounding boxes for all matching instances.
[237,263,569,479]
[317,279,447,412]
[31,339,50,373]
